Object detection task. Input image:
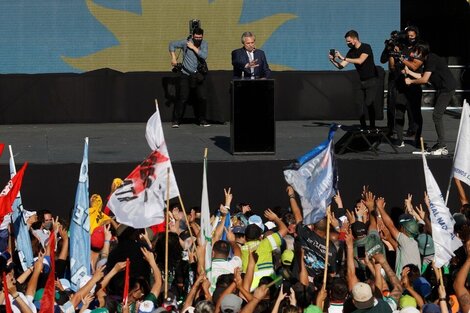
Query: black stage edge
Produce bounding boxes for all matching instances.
[0,158,462,219]
[0,68,385,124]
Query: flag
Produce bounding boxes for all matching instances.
[200,150,212,280]
[422,152,462,267]
[107,102,179,228]
[453,100,470,186]
[0,163,27,224]
[69,138,91,292]
[9,146,34,271]
[39,232,56,313]
[2,272,12,313]
[0,144,4,158]
[284,126,337,225]
[123,258,130,305]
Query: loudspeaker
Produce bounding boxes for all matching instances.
[231,79,275,154]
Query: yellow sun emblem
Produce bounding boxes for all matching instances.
[62,0,296,72]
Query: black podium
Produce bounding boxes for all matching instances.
[231,79,275,154]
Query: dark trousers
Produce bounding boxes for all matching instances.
[433,89,455,146]
[173,73,207,123]
[387,79,396,133]
[395,85,422,145]
[357,77,378,128]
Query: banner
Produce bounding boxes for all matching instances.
[0,163,27,224]
[107,102,179,228]
[453,100,470,186]
[422,152,462,267]
[200,151,212,281]
[9,146,34,271]
[284,126,337,225]
[69,138,91,291]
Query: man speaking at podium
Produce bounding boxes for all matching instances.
[232,32,271,79]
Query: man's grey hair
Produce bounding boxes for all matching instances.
[241,31,255,44]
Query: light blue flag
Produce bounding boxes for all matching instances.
[9,145,34,271]
[284,126,338,225]
[69,138,91,291]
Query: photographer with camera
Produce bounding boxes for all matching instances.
[329,30,378,129]
[169,25,209,128]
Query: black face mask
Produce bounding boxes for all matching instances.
[347,43,355,49]
[193,39,202,47]
[408,38,416,46]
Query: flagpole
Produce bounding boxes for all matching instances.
[320,206,331,309]
[444,102,466,205]
[178,195,196,252]
[164,167,170,299]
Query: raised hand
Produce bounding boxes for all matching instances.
[224,188,233,207]
[264,209,280,222]
[363,191,376,212]
[333,191,343,208]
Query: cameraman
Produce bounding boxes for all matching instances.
[389,26,424,147]
[169,27,209,128]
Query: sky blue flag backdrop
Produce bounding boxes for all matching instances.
[284,126,338,225]
[69,138,91,292]
[9,147,34,271]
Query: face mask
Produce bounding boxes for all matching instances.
[193,39,202,46]
[44,221,53,230]
[408,38,416,46]
[347,43,355,49]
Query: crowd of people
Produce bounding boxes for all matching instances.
[1,179,469,313]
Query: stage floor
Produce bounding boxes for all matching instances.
[0,110,461,165]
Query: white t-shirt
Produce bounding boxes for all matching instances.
[210,256,242,294]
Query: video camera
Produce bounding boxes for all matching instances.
[384,30,408,50]
[188,19,201,38]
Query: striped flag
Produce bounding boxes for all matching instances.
[284,126,337,225]
[200,150,212,280]
[9,146,34,271]
[422,152,462,267]
[69,138,91,291]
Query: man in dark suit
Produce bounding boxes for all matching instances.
[231,32,271,79]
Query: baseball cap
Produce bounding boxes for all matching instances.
[417,233,434,256]
[281,249,295,266]
[137,300,154,313]
[220,294,243,313]
[303,305,322,313]
[365,233,383,256]
[412,277,432,298]
[399,295,417,308]
[352,282,374,309]
[400,308,420,313]
[91,226,105,250]
[351,222,367,238]
[399,214,419,237]
[232,226,246,235]
[264,221,277,231]
[248,215,265,232]
[422,303,440,313]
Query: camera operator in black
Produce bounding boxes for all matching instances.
[392,26,424,147]
[330,30,378,129]
[380,30,402,136]
[405,42,457,154]
[169,27,209,128]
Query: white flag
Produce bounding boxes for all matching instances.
[453,100,470,186]
[422,153,462,267]
[107,102,179,228]
[200,152,212,280]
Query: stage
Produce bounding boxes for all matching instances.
[0,110,464,218]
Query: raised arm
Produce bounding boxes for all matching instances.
[141,247,162,298]
[453,240,470,313]
[345,233,359,290]
[287,186,302,224]
[372,253,403,304]
[454,178,469,205]
[264,209,288,238]
[376,198,400,240]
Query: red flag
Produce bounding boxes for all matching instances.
[0,144,4,158]
[2,272,12,313]
[122,258,130,306]
[0,162,27,223]
[39,232,56,313]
